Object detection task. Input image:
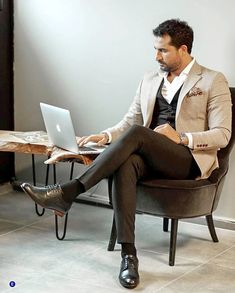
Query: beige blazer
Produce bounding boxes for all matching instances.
[104,62,232,179]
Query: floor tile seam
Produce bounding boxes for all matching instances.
[26,225,55,232]
[212,263,235,271]
[153,244,235,292]
[46,245,107,272]
[179,220,235,234]
[140,248,204,265]
[0,212,53,222]
[0,216,52,229]
[0,246,108,293]
[0,217,25,225]
[46,271,124,292]
[141,248,171,260]
[202,243,235,263]
[3,241,229,293]
[203,243,235,270]
[141,242,235,264]
[18,261,124,292]
[153,261,207,292]
[0,216,55,238]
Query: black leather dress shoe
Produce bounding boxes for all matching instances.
[21,183,72,217]
[119,254,139,289]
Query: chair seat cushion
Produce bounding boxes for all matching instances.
[139,178,212,189]
[136,178,217,218]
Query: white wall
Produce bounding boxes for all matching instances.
[14,0,235,221]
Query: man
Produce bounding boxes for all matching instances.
[21,19,232,289]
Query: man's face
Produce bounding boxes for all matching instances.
[154,34,183,73]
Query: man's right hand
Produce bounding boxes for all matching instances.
[77,133,109,147]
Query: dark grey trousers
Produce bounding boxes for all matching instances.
[78,125,199,243]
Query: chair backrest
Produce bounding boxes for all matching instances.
[209,87,235,183]
[209,87,235,211]
[220,87,235,155]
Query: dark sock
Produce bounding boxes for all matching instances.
[121,243,137,258]
[61,179,85,203]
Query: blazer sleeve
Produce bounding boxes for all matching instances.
[103,80,144,142]
[191,72,232,150]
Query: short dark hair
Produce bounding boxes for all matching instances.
[153,19,194,54]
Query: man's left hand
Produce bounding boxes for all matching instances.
[154,123,181,144]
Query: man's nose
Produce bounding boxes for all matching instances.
[155,51,162,61]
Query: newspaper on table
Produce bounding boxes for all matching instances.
[11,131,50,145]
[0,130,50,146]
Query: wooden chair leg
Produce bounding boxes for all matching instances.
[108,176,113,204]
[107,214,117,251]
[163,217,169,232]
[169,219,178,266]
[206,214,219,242]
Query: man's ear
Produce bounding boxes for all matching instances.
[180,44,188,55]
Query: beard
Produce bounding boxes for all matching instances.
[159,64,170,72]
[159,62,170,72]
[158,59,181,73]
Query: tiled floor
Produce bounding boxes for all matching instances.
[0,182,234,292]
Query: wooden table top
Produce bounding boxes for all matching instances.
[0,130,95,165]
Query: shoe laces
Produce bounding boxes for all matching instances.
[46,183,62,194]
[123,255,137,270]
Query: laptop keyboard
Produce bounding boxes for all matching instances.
[77,146,96,152]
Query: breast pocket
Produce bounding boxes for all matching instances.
[183,94,208,120]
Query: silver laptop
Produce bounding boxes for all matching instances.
[40,103,106,154]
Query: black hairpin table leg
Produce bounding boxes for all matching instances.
[54,162,70,240]
[55,212,68,240]
[32,154,45,216]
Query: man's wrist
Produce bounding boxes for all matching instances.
[179,133,189,146]
[101,132,111,143]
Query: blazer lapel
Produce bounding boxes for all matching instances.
[144,74,163,127]
[176,62,202,119]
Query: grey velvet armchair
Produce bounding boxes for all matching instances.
[107,87,235,266]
